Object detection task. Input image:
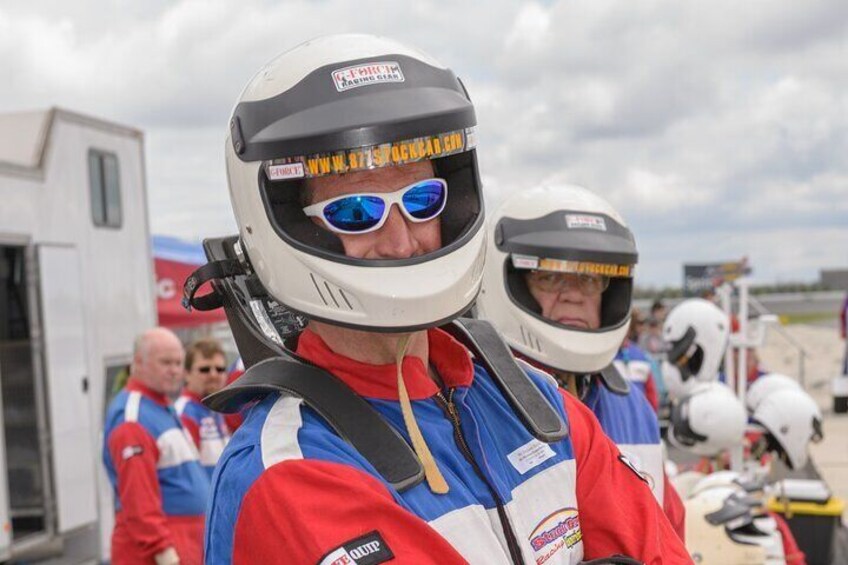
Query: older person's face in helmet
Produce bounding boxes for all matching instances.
[304,161,441,260]
[525,272,604,330]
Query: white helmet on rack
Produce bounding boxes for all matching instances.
[745,373,802,413]
[668,382,747,457]
[689,471,744,497]
[751,388,823,470]
[685,487,768,565]
[224,34,485,331]
[476,184,637,389]
[662,298,730,399]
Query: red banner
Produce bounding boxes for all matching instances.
[155,257,226,328]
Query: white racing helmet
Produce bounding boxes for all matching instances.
[751,388,823,470]
[476,185,637,387]
[745,373,802,413]
[662,298,730,399]
[689,470,767,500]
[225,34,486,331]
[685,487,769,565]
[668,382,747,457]
[689,471,744,497]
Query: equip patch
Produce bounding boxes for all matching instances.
[318,531,394,565]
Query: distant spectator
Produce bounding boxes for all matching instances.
[637,316,668,404]
[175,338,231,479]
[699,288,718,304]
[102,327,208,565]
[732,346,766,385]
[726,316,765,388]
[615,334,660,412]
[650,299,668,324]
[639,316,665,356]
[629,308,646,342]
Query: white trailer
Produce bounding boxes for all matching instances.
[0,108,156,562]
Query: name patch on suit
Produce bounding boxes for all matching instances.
[508,438,556,475]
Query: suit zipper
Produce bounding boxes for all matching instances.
[434,388,525,565]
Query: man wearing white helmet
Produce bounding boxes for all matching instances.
[476,184,686,541]
[198,35,689,564]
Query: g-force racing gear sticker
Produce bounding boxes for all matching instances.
[565,214,607,231]
[318,531,394,565]
[332,61,405,92]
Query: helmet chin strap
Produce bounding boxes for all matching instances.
[395,334,449,494]
[556,372,592,401]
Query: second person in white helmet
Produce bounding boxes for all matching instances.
[477,183,686,541]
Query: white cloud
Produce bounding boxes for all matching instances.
[504,2,551,53]
[1,0,846,285]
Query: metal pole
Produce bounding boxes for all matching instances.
[718,283,734,384]
[737,278,749,407]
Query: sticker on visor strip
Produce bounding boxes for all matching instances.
[264,127,477,180]
[512,255,633,278]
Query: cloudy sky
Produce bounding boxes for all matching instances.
[2,0,846,287]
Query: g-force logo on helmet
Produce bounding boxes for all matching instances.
[332,61,404,92]
[565,214,607,231]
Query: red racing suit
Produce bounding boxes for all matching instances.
[205,329,691,564]
[103,379,209,564]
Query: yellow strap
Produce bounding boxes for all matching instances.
[396,335,449,494]
[566,374,579,398]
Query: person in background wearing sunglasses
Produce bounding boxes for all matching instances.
[204,34,689,564]
[175,338,231,479]
[476,184,686,543]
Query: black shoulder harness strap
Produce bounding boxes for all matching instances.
[598,363,631,396]
[191,235,568,492]
[444,318,568,443]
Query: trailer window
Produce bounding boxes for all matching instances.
[88,150,122,228]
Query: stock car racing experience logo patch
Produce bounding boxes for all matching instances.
[528,507,583,564]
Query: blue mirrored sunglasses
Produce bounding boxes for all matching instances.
[302,178,448,234]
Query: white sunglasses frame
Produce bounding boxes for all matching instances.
[302,177,449,235]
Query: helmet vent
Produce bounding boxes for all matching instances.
[519,325,542,352]
[309,273,355,311]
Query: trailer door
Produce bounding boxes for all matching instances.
[0,361,11,560]
[37,245,98,532]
